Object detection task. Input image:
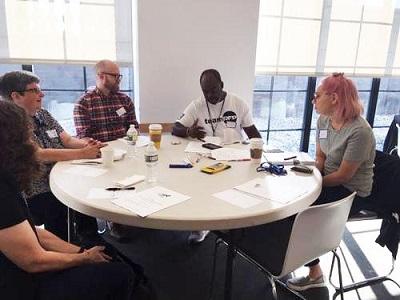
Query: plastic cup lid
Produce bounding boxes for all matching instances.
[149,124,162,130]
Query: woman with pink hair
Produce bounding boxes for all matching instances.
[287,73,376,291]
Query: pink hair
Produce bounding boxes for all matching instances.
[320,73,363,122]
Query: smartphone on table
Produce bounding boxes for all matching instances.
[202,143,222,150]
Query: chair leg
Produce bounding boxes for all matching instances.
[330,248,400,298]
[208,236,224,300]
[332,249,345,300]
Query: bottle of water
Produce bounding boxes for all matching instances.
[126,125,138,157]
[144,141,158,183]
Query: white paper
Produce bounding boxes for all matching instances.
[204,136,222,145]
[86,188,137,200]
[213,189,263,208]
[211,148,251,161]
[263,152,315,165]
[64,166,108,177]
[184,141,211,154]
[234,177,309,204]
[118,135,150,147]
[112,186,191,217]
[87,188,115,199]
[115,175,146,187]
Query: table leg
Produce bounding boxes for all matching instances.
[224,230,236,300]
[67,207,71,243]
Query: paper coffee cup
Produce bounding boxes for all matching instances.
[149,124,162,149]
[100,146,114,167]
[250,138,263,163]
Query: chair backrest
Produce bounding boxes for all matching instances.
[278,192,356,277]
[397,124,400,158]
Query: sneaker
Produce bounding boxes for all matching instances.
[188,230,210,244]
[286,275,325,291]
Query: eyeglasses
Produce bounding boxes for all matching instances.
[100,72,123,81]
[18,88,43,95]
[256,162,287,176]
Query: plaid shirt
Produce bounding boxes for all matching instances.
[74,88,138,142]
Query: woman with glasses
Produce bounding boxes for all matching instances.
[0,101,135,300]
[286,73,376,291]
[232,73,376,292]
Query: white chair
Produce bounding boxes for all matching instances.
[209,192,356,300]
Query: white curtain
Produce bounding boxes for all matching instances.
[256,0,400,77]
[0,0,132,65]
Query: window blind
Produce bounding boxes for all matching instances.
[0,0,133,65]
[256,0,400,77]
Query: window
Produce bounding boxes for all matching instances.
[253,75,309,151]
[0,64,134,136]
[374,77,400,150]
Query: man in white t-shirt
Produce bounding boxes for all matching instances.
[172,69,261,243]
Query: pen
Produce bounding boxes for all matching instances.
[284,155,297,160]
[198,138,206,143]
[105,187,136,191]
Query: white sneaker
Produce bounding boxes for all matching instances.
[188,230,210,244]
[287,275,326,291]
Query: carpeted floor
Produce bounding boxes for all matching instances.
[104,229,331,300]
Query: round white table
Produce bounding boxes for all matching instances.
[50,135,322,231]
[50,134,322,300]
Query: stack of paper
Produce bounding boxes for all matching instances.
[263,152,315,165]
[114,175,146,188]
[184,141,211,154]
[210,148,250,161]
[112,186,191,217]
[64,166,108,177]
[234,177,309,204]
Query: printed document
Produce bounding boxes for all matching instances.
[112,186,190,217]
[213,189,263,208]
[263,152,315,165]
[234,177,309,204]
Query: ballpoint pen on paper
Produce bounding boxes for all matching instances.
[105,187,136,191]
[284,156,297,160]
[197,137,206,143]
[71,161,102,165]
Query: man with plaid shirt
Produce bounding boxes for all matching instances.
[74,59,138,142]
[74,60,138,241]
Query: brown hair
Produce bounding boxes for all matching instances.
[0,101,40,190]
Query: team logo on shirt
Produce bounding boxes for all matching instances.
[204,111,238,128]
[222,111,237,128]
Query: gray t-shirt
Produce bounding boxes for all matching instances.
[317,115,376,197]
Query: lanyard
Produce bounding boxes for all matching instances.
[205,97,226,137]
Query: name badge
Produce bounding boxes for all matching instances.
[46,129,58,139]
[116,107,126,116]
[319,129,328,139]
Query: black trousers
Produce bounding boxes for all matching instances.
[34,262,135,300]
[28,192,98,242]
[235,185,367,274]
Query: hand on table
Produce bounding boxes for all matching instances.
[188,119,206,139]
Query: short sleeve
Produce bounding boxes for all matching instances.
[238,98,253,128]
[343,127,373,162]
[0,174,27,230]
[176,101,197,128]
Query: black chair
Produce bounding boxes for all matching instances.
[328,150,400,299]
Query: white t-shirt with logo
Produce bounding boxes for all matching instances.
[176,92,254,139]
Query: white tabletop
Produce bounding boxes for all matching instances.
[50,135,322,231]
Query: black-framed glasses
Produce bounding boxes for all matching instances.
[100,72,123,81]
[256,162,287,176]
[18,88,43,95]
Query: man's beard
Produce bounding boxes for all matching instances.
[105,80,119,93]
